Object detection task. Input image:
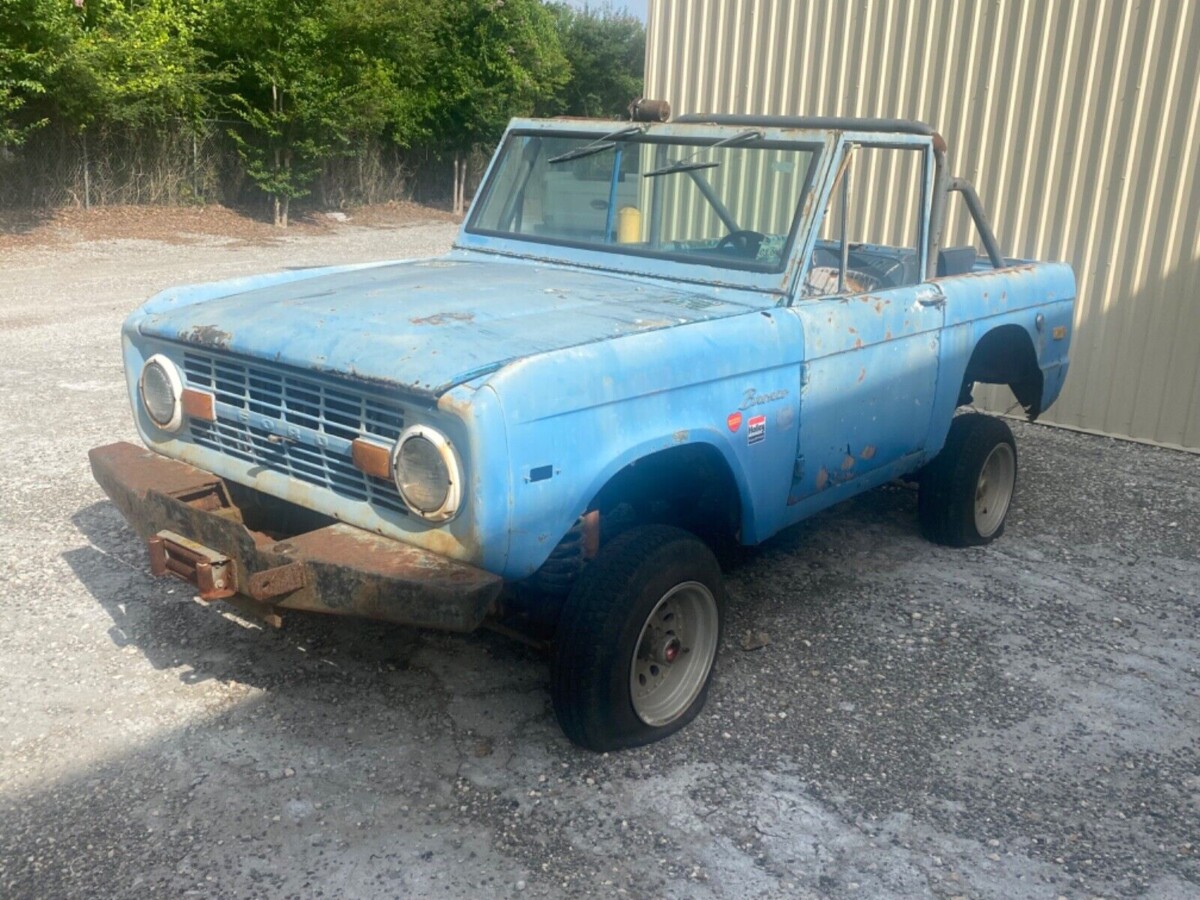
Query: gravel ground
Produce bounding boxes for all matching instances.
[1,217,1197,899]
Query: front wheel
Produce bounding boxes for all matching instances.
[919,413,1018,547]
[551,525,724,751]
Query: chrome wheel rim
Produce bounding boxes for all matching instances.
[629,582,719,727]
[975,443,1015,537]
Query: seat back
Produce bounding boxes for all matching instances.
[937,246,978,277]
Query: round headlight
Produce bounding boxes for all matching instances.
[140,354,183,432]
[392,426,461,521]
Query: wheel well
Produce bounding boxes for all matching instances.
[513,443,741,612]
[961,324,1043,419]
[590,443,742,546]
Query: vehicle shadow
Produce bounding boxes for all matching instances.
[32,484,962,900]
[63,500,546,698]
[64,476,922,695]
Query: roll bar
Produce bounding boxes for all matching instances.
[674,113,1006,275]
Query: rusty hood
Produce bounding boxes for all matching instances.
[134,254,761,398]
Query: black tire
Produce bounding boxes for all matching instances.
[551,525,724,752]
[919,413,1018,547]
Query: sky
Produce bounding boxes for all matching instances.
[560,0,648,21]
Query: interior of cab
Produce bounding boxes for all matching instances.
[468,130,819,273]
[799,141,978,297]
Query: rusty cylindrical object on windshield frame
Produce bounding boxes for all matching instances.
[629,98,670,123]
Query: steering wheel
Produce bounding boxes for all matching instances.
[716,229,767,258]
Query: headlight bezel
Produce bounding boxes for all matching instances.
[391,424,463,522]
[139,353,184,432]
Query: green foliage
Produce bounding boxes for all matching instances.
[551,2,644,119]
[428,0,570,152]
[201,0,441,215]
[0,53,45,147]
[0,0,75,145]
[0,0,646,217]
[56,0,215,129]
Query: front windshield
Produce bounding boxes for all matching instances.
[467,130,820,273]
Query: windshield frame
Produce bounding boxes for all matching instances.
[458,119,834,294]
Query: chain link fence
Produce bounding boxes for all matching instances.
[0,122,462,212]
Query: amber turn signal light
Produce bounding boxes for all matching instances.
[180,388,215,422]
[351,438,393,480]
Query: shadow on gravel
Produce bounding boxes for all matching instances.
[0,648,537,899]
[64,500,544,696]
[30,509,557,898]
[55,454,1200,898]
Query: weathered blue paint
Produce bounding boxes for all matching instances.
[132,254,766,399]
[113,116,1076,589]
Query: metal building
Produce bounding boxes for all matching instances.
[645,0,1200,451]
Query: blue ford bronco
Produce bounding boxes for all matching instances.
[91,112,1075,751]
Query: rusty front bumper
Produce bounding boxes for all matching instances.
[88,442,502,631]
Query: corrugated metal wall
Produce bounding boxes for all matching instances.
[646,0,1200,451]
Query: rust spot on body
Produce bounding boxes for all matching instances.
[438,390,475,419]
[854,337,863,349]
[841,454,856,471]
[815,467,829,490]
[181,324,233,349]
[857,368,866,383]
[410,311,475,326]
[860,445,876,460]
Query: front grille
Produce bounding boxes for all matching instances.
[181,349,409,515]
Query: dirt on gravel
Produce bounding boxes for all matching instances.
[0,214,1197,899]
[0,201,459,252]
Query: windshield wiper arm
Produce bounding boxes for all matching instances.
[641,129,763,178]
[643,160,719,178]
[547,125,645,164]
[702,128,764,150]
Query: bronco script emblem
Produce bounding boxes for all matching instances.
[740,387,789,410]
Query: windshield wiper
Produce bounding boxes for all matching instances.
[642,129,763,178]
[547,125,645,164]
[643,160,719,178]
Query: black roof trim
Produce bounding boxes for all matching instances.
[673,113,938,137]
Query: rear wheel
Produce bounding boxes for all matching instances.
[919,413,1017,547]
[551,525,724,751]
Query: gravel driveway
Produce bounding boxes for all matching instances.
[1,217,1197,899]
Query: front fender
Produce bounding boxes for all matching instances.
[486,310,805,578]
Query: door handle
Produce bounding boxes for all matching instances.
[918,295,946,308]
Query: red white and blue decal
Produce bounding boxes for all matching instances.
[747,414,766,445]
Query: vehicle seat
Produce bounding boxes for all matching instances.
[937,246,978,277]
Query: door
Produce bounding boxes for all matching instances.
[787,141,944,507]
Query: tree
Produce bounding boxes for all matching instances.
[427,0,569,212]
[551,2,644,119]
[1,0,644,214]
[52,0,213,130]
[0,0,217,205]
[0,0,76,148]
[0,46,47,148]
[202,0,435,225]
